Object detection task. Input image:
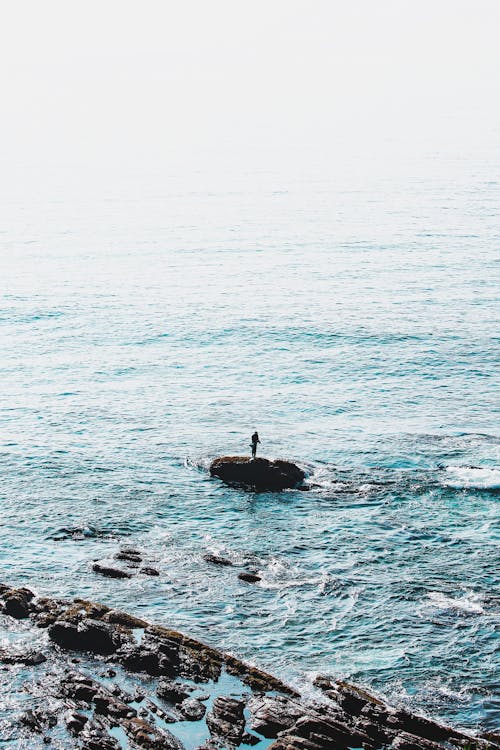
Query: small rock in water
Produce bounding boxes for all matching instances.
[157,678,193,704]
[115,552,142,565]
[140,567,160,576]
[203,553,233,566]
[178,697,206,721]
[238,572,262,583]
[92,563,132,579]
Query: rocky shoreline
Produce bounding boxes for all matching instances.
[0,584,497,750]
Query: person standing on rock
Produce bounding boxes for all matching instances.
[250,431,260,459]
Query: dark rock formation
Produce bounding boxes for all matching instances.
[238,572,262,583]
[115,550,143,564]
[96,548,161,580]
[65,710,88,735]
[248,694,304,737]
[0,584,495,750]
[92,562,132,579]
[178,697,206,721]
[206,696,246,744]
[49,618,125,654]
[101,608,148,628]
[0,647,46,665]
[203,553,233,566]
[2,587,34,618]
[210,456,306,490]
[140,566,160,576]
[157,678,193,704]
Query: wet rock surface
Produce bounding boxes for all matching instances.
[202,553,233,567]
[210,456,306,490]
[93,546,162,581]
[238,572,262,583]
[0,584,496,750]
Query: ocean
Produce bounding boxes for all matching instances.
[0,148,498,735]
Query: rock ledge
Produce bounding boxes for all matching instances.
[210,456,305,490]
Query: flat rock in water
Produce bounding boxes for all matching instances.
[92,563,132,579]
[238,572,261,583]
[210,456,305,490]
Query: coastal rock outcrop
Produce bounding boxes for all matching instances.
[0,584,496,750]
[210,456,305,490]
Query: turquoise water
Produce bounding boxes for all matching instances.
[0,155,498,733]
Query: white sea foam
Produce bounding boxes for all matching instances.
[425,591,485,615]
[441,465,500,489]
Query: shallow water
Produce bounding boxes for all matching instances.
[0,155,498,733]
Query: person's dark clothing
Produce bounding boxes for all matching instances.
[251,432,260,458]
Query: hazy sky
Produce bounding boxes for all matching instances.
[1,1,499,171]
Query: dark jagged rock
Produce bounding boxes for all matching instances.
[0,586,492,750]
[210,456,306,490]
[92,563,132,579]
[391,732,445,750]
[225,656,298,695]
[120,546,142,556]
[238,572,262,583]
[3,587,34,618]
[290,715,373,749]
[20,708,57,733]
[65,710,88,735]
[157,678,193,704]
[65,600,111,622]
[267,737,320,750]
[0,647,46,665]
[314,677,385,714]
[115,551,143,564]
[93,690,137,721]
[206,696,246,745]
[178,697,206,721]
[249,695,304,737]
[102,609,148,628]
[241,731,261,746]
[80,719,121,750]
[116,644,156,675]
[123,716,185,749]
[34,597,68,628]
[49,618,123,655]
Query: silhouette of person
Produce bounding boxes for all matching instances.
[250,431,260,459]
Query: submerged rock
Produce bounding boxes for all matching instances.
[210,456,305,490]
[140,567,160,577]
[203,553,233,567]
